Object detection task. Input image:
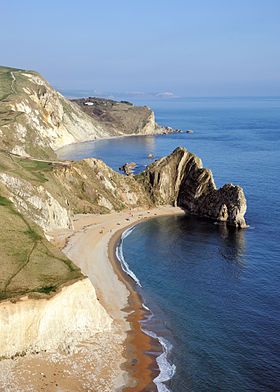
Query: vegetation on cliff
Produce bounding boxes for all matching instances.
[0,66,167,161]
[72,97,166,136]
[0,185,82,301]
[0,66,247,304]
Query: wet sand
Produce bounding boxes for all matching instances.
[0,206,183,392]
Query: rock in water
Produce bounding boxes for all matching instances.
[119,162,136,176]
[139,147,247,228]
[148,153,155,159]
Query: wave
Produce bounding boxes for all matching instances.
[116,227,176,391]
[115,226,142,287]
[142,303,151,311]
[141,327,176,392]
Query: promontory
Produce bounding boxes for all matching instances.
[0,65,247,391]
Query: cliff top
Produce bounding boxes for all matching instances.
[0,65,166,161]
[72,96,164,136]
[0,67,247,303]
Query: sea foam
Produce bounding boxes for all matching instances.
[116,227,176,392]
[141,327,176,392]
[116,226,142,287]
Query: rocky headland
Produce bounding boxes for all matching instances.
[137,147,247,228]
[0,65,247,390]
[72,97,173,136]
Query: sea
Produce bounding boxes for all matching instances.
[57,97,280,392]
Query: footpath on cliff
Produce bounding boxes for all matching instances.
[0,65,247,392]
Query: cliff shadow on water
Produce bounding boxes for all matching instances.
[120,213,249,391]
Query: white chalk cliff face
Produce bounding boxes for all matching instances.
[3,72,111,157]
[0,66,165,159]
[0,172,73,231]
[0,279,112,358]
[0,66,247,363]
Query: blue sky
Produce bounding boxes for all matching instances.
[1,0,280,96]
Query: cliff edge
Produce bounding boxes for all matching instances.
[0,66,168,160]
[0,66,247,359]
[72,97,167,136]
[0,278,112,358]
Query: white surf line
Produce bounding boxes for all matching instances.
[115,225,142,287]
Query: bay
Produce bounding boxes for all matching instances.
[58,96,280,391]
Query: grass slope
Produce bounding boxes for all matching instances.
[0,189,82,301]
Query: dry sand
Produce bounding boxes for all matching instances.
[0,206,183,392]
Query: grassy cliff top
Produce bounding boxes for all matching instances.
[0,147,151,301]
[72,96,163,136]
[0,187,82,301]
[0,66,57,158]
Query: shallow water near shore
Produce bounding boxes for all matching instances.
[58,97,280,391]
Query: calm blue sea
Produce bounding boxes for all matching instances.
[58,97,280,392]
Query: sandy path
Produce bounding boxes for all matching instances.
[0,206,183,392]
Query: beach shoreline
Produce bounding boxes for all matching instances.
[58,205,184,391]
[63,205,184,391]
[0,205,183,391]
[54,129,173,156]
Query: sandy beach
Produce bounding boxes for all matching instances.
[0,205,183,392]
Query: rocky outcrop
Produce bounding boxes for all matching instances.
[0,66,247,367]
[0,67,172,160]
[0,172,73,231]
[138,147,247,228]
[119,162,136,176]
[0,147,247,233]
[72,97,168,137]
[0,278,112,358]
[0,150,153,234]
[0,68,112,159]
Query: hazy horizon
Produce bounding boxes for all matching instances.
[1,0,280,97]
[58,88,280,101]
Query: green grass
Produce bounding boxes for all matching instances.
[23,229,42,241]
[0,151,56,185]
[35,285,57,294]
[0,195,12,207]
[0,188,83,301]
[15,158,53,183]
[0,71,13,101]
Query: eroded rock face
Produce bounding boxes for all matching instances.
[140,147,247,228]
[72,97,169,137]
[0,278,112,358]
[0,67,170,160]
[0,172,73,231]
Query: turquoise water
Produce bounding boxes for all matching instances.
[58,97,280,391]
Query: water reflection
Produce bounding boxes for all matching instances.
[57,135,157,171]
[219,224,246,258]
[145,214,247,279]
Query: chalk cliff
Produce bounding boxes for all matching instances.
[0,66,247,360]
[0,278,112,358]
[0,184,112,358]
[0,66,168,160]
[0,145,247,243]
[73,97,167,136]
[0,172,73,232]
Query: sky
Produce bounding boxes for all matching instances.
[1,0,280,97]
